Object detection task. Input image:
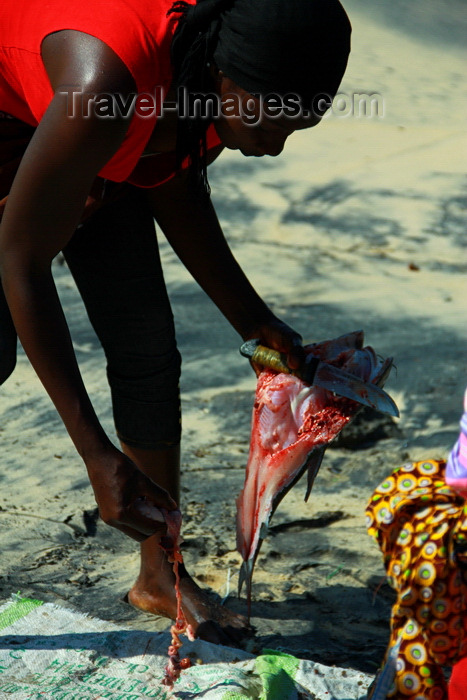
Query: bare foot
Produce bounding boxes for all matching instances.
[127,535,253,647]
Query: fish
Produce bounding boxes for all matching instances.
[236,330,394,615]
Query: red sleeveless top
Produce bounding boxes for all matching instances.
[0,0,221,186]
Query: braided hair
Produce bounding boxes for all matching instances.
[167,0,231,196]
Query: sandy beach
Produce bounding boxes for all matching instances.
[0,0,465,681]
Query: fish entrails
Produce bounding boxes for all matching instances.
[160,509,195,687]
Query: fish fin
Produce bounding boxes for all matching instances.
[374,357,394,388]
[304,447,326,502]
[238,559,253,597]
[306,330,364,356]
[238,561,246,598]
[238,559,254,622]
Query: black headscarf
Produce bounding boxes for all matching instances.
[214,0,351,108]
[168,0,351,194]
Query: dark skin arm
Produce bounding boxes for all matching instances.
[0,31,176,540]
[147,170,304,368]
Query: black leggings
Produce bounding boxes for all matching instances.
[0,186,182,449]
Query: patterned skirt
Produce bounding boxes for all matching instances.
[366,459,467,699]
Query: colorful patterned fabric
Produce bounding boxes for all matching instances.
[366,459,467,699]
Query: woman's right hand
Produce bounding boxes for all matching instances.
[86,447,178,541]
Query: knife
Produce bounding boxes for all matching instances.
[240,339,399,418]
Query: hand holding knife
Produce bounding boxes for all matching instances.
[240,338,399,418]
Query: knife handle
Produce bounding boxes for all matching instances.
[249,344,293,375]
[240,340,319,384]
[249,344,320,384]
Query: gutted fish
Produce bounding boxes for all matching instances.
[236,331,393,611]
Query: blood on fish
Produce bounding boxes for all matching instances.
[236,331,394,615]
[160,508,194,687]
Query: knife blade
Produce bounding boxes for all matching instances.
[240,339,399,417]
